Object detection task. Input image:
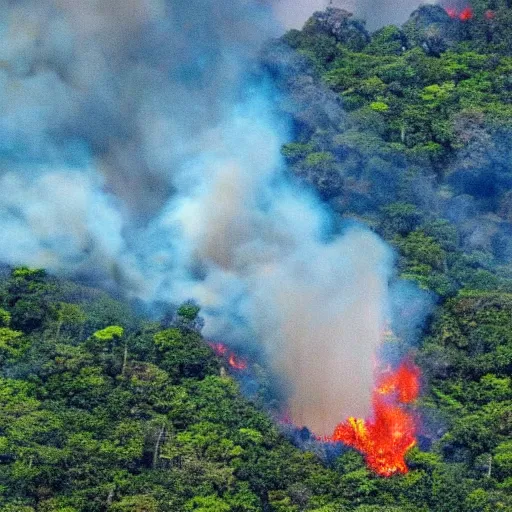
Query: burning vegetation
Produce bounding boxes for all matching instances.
[208,341,248,371]
[326,359,421,477]
[443,4,498,22]
[209,335,422,477]
[445,6,474,21]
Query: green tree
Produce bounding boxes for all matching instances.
[53,302,86,340]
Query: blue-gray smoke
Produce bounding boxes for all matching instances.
[0,0,429,436]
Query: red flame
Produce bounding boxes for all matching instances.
[485,9,496,20]
[445,6,474,21]
[277,409,293,425]
[459,7,474,21]
[208,341,248,371]
[326,359,420,477]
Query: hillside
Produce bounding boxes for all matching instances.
[0,266,510,511]
[274,3,512,300]
[1,1,512,512]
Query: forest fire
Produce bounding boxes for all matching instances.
[228,353,248,370]
[445,6,474,21]
[208,342,248,371]
[209,341,420,476]
[459,7,474,21]
[326,359,421,477]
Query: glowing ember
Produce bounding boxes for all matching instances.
[208,341,248,371]
[445,6,474,21]
[277,409,293,425]
[228,353,248,370]
[209,342,228,356]
[326,359,420,477]
[445,7,458,18]
[459,7,474,21]
[485,10,496,20]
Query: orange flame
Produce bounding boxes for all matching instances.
[326,359,420,477]
[208,341,248,371]
[228,353,248,370]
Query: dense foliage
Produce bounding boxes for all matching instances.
[0,267,510,511]
[2,1,512,511]
[272,2,512,300]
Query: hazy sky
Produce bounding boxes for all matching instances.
[272,0,436,31]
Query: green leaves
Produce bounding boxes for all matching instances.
[153,328,181,350]
[494,440,512,480]
[184,495,231,512]
[153,329,218,381]
[380,203,422,237]
[2,11,512,507]
[177,303,201,321]
[421,82,456,104]
[92,325,124,342]
[0,265,510,511]
[394,230,447,291]
[109,495,159,512]
[0,328,28,363]
[370,102,389,112]
[0,308,12,327]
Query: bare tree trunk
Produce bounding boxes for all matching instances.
[106,487,115,507]
[121,343,128,376]
[56,320,63,340]
[153,426,166,469]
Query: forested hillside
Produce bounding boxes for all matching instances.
[1,1,512,511]
[275,3,512,290]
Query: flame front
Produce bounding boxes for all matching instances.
[208,341,248,371]
[326,360,420,477]
[209,339,420,477]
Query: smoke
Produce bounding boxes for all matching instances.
[270,0,436,31]
[0,0,427,436]
[249,229,393,435]
[152,103,396,434]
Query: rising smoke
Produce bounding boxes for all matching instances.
[0,0,427,436]
[271,0,436,30]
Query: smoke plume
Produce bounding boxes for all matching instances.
[271,0,436,30]
[0,0,423,435]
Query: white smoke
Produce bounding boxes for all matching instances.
[0,0,422,436]
[151,103,394,434]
